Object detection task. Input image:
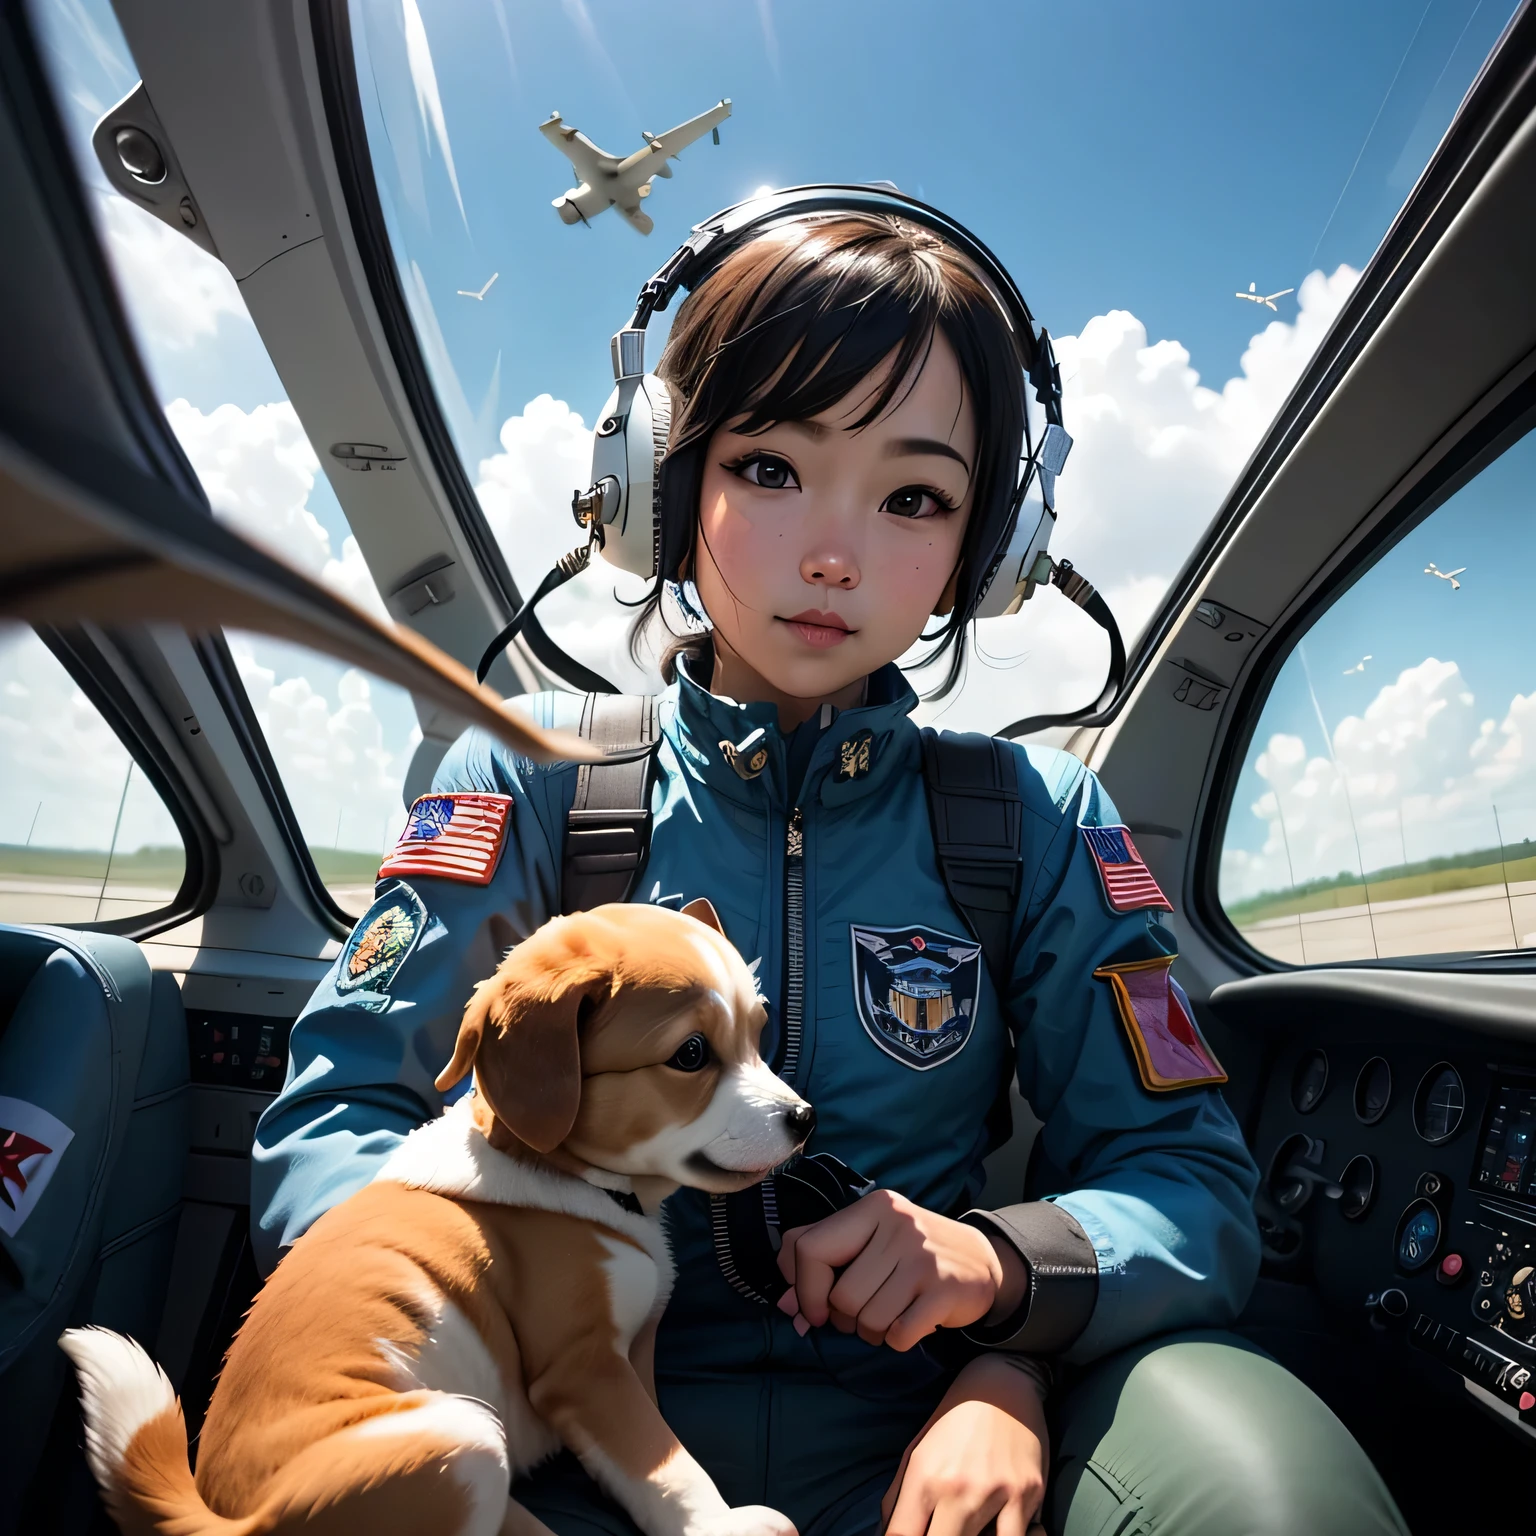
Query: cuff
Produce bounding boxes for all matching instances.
[961,1201,1098,1355]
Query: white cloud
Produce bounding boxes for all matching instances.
[0,627,181,853]
[473,394,661,693]
[474,272,1363,721]
[96,194,247,352]
[1220,657,1536,902]
[164,398,388,621]
[231,639,416,855]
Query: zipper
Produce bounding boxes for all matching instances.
[781,806,805,1085]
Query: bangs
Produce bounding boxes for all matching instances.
[643,211,1029,697]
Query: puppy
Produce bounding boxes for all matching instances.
[62,899,812,1536]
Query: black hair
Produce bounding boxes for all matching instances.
[628,212,1029,696]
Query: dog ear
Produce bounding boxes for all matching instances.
[681,897,724,935]
[435,952,607,1153]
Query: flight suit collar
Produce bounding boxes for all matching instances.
[666,654,920,810]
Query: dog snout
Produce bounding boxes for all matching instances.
[784,1103,816,1143]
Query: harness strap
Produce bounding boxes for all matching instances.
[561,694,661,914]
[557,702,1030,1006]
[919,728,1024,1001]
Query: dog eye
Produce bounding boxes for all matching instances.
[666,1034,711,1072]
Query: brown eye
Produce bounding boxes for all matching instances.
[732,454,799,491]
[881,485,954,519]
[667,1034,711,1072]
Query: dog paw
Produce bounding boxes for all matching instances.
[700,1505,797,1536]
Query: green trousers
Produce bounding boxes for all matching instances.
[515,1331,1408,1536]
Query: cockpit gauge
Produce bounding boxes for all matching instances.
[1338,1154,1376,1221]
[1291,1050,1329,1114]
[1355,1057,1393,1125]
[1395,1199,1441,1273]
[1414,1063,1466,1145]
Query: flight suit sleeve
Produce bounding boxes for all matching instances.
[962,757,1261,1365]
[249,721,570,1276]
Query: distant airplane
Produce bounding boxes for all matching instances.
[456,273,499,301]
[1343,655,1372,674]
[1425,562,1466,590]
[1236,281,1294,312]
[540,99,731,234]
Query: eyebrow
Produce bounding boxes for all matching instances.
[886,436,971,473]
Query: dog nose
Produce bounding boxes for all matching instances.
[785,1104,816,1141]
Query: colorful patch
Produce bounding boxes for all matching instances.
[337,884,427,1010]
[834,729,874,783]
[1094,955,1227,1091]
[1082,825,1172,913]
[0,1095,74,1238]
[378,793,512,886]
[851,923,983,1070]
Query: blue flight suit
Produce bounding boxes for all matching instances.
[255,660,1389,1534]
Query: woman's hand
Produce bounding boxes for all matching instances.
[775,1189,1027,1351]
[883,1355,1049,1536]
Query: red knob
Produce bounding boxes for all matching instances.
[1439,1252,1463,1279]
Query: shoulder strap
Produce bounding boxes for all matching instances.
[919,728,1023,1000]
[561,694,661,914]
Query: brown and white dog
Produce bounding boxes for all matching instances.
[62,900,813,1536]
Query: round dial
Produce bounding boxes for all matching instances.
[1338,1154,1376,1221]
[1414,1063,1465,1144]
[1355,1057,1393,1125]
[1396,1199,1440,1272]
[1292,1050,1329,1114]
[1472,1231,1536,1350]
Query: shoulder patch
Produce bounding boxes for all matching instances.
[1094,955,1226,1092]
[1082,825,1172,913]
[379,793,512,886]
[0,1096,75,1237]
[337,883,427,1012]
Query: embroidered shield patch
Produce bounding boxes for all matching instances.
[337,883,427,1011]
[851,924,983,1070]
[0,1095,74,1238]
[1094,954,1227,1091]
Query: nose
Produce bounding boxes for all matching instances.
[785,1103,816,1141]
[799,546,859,590]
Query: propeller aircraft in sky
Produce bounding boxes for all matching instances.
[540,99,731,234]
[1236,281,1295,311]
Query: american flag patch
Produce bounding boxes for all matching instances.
[378,793,512,886]
[1082,825,1172,913]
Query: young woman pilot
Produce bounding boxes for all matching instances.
[255,195,1407,1536]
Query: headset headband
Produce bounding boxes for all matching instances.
[615,184,1066,445]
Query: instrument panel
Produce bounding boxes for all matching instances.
[1253,1031,1536,1440]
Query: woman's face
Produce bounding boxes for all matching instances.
[691,329,977,705]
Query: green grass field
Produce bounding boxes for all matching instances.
[0,843,383,891]
[0,844,186,886]
[1227,841,1536,926]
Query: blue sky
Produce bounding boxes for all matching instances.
[22,0,1531,904]
[356,0,1513,490]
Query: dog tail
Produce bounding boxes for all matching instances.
[60,1327,255,1536]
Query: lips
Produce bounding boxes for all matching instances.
[780,610,854,649]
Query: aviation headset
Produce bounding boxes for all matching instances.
[478,184,1124,733]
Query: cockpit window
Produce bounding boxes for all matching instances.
[345,0,1518,721]
[0,626,187,926]
[32,0,417,918]
[1219,422,1536,965]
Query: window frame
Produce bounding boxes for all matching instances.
[305,0,524,631]
[1193,370,1536,977]
[22,624,219,938]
